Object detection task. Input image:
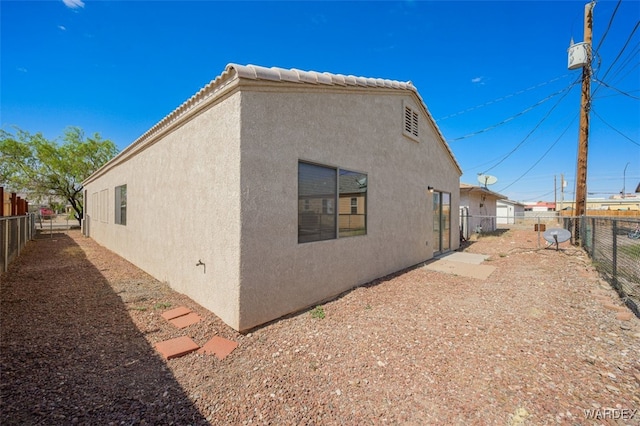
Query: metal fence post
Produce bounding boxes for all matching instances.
[591,217,596,257]
[612,219,618,291]
[2,219,8,273]
[17,216,21,257]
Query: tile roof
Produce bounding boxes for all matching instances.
[85,63,461,184]
[230,64,416,90]
[460,183,507,200]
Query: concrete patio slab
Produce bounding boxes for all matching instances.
[161,306,191,320]
[424,258,496,280]
[198,336,239,360]
[169,312,201,329]
[155,336,199,359]
[435,252,490,265]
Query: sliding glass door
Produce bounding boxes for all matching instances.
[432,191,451,254]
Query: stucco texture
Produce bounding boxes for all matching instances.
[84,93,243,328]
[83,75,461,331]
[237,86,460,330]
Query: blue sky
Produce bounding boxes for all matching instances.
[2,0,639,202]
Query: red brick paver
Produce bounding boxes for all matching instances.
[161,306,192,320]
[198,336,238,360]
[155,336,199,359]
[169,312,201,329]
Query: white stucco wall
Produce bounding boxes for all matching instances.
[83,77,461,331]
[497,201,525,224]
[236,87,460,330]
[460,189,500,233]
[84,93,243,328]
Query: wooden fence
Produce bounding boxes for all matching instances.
[560,210,639,218]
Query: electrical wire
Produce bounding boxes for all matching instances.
[592,20,640,98]
[479,78,581,175]
[592,77,640,100]
[522,189,555,203]
[435,74,571,121]
[592,107,640,146]
[593,87,640,100]
[448,79,580,142]
[593,0,621,57]
[606,42,640,85]
[497,114,578,193]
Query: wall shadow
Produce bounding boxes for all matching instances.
[0,233,209,424]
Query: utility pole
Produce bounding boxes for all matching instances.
[554,175,557,210]
[560,173,565,213]
[622,161,630,198]
[574,1,594,244]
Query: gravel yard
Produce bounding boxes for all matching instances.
[1,229,639,425]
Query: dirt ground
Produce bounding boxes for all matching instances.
[1,229,639,425]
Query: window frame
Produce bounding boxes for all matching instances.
[115,184,127,226]
[298,161,367,243]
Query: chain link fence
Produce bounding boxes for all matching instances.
[35,213,78,235]
[1,213,36,273]
[579,216,640,317]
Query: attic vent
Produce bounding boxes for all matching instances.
[403,102,419,141]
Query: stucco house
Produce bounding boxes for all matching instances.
[459,183,507,238]
[82,63,462,331]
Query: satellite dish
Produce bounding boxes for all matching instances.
[543,228,572,251]
[477,174,498,188]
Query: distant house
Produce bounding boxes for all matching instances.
[561,198,640,212]
[82,64,462,331]
[524,202,556,212]
[496,199,526,224]
[459,183,507,238]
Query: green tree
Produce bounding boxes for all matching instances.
[0,126,117,224]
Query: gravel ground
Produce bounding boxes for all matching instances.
[1,229,639,425]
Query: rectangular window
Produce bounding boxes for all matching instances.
[100,189,108,223]
[339,170,367,237]
[298,161,367,243]
[115,184,127,225]
[298,163,336,243]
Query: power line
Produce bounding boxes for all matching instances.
[593,86,640,100]
[497,115,578,193]
[592,77,640,100]
[435,74,570,121]
[448,79,580,142]
[607,42,640,85]
[480,78,581,175]
[592,19,640,98]
[592,107,640,146]
[522,189,555,203]
[593,0,622,57]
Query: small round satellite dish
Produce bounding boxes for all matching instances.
[543,228,572,250]
[477,174,498,187]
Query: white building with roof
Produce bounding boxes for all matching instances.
[496,199,526,224]
[82,63,462,331]
[459,183,507,238]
